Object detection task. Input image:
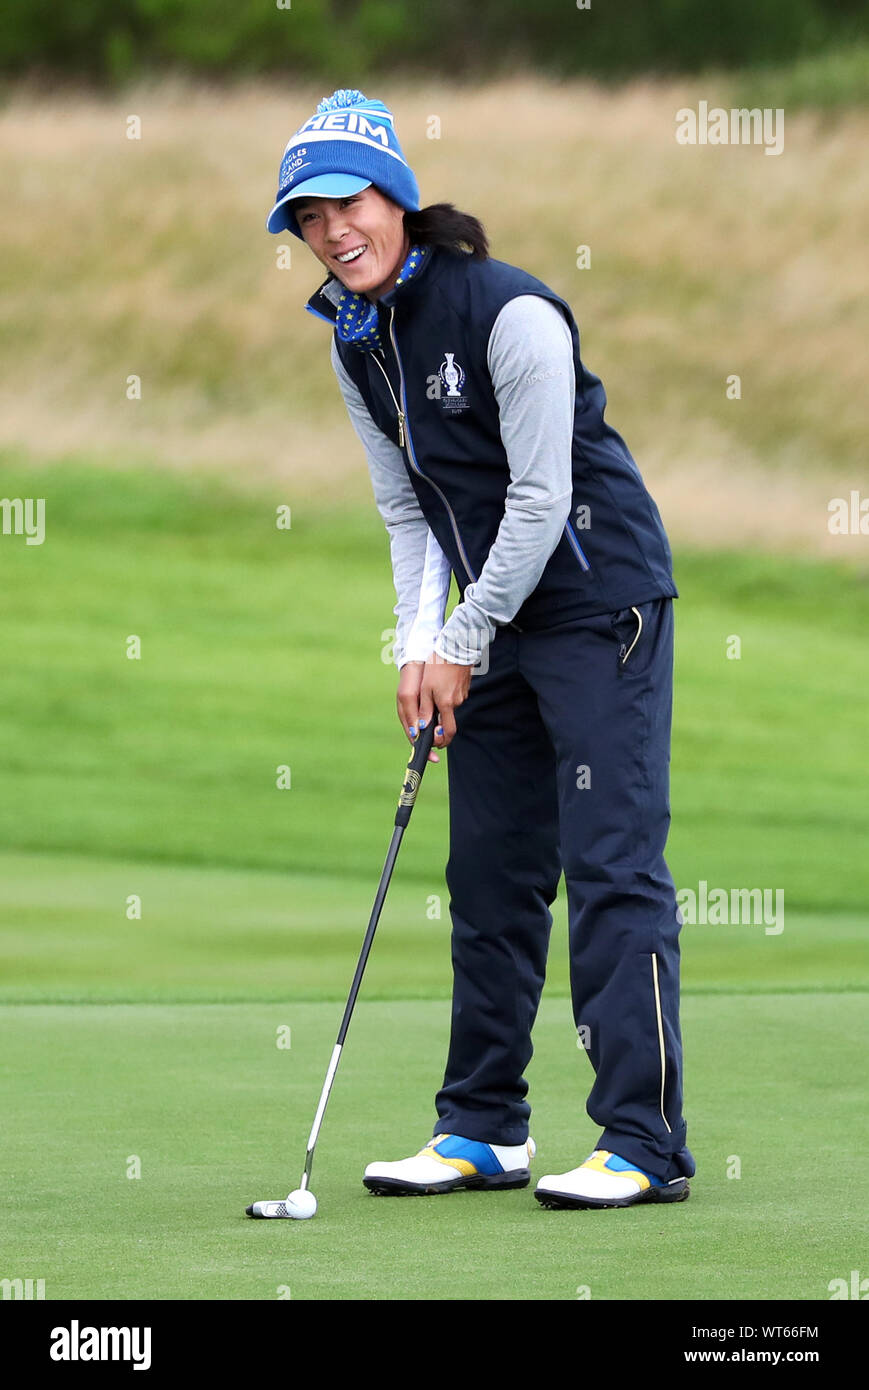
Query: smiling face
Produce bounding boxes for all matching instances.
[294,186,411,301]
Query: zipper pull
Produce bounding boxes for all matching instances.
[397,410,405,448]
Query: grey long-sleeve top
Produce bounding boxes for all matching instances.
[330,293,576,668]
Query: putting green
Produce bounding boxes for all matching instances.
[1,993,866,1301]
[2,460,867,1301]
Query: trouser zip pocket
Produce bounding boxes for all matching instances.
[612,605,644,673]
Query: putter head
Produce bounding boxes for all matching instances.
[246,1199,291,1218]
[246,1192,317,1220]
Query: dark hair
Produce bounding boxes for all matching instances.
[403,202,489,260]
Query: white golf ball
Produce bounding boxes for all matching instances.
[286,1189,317,1219]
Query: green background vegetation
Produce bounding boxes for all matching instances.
[2,0,868,101]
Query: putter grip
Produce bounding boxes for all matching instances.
[395,718,437,827]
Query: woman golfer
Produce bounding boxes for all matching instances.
[266,89,695,1209]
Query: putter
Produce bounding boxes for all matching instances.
[246,715,438,1219]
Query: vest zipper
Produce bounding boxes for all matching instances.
[370,349,406,449]
[375,305,478,588]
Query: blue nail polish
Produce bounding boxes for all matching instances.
[418,719,427,729]
[409,726,417,737]
[435,726,443,736]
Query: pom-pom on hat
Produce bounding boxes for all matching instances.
[266,88,420,238]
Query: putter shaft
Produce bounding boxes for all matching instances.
[297,721,437,1190]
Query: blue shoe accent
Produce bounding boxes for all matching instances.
[604,1152,665,1187]
[433,1134,504,1176]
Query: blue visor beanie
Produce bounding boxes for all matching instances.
[268,88,421,238]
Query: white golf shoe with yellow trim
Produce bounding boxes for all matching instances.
[363,1133,536,1195]
[534,1148,690,1209]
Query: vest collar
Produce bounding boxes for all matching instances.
[305,242,444,326]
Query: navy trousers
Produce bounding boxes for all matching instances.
[432,597,695,1184]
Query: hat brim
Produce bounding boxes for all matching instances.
[266,175,373,233]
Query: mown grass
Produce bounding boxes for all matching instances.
[2,458,866,1302]
[1,848,867,1005]
[2,457,867,908]
[1,994,866,1300]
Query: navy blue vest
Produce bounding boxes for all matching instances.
[306,245,677,630]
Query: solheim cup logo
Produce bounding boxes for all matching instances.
[398,768,422,808]
[439,352,465,397]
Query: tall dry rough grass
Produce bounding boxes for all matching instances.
[1,74,867,555]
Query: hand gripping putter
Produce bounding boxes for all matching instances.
[246,718,438,1220]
